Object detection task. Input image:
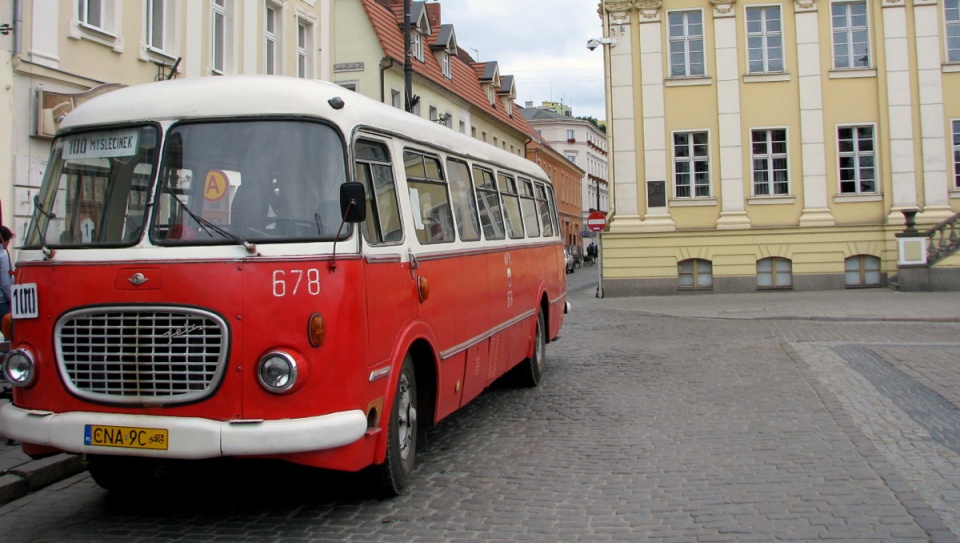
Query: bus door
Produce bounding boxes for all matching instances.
[353,139,411,378]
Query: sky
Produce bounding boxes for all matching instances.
[439,1,607,121]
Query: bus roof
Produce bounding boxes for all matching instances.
[60,75,547,181]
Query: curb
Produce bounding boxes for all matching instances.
[0,454,85,506]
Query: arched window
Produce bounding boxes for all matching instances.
[678,259,712,289]
[757,257,792,289]
[845,255,881,287]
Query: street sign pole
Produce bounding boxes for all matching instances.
[586,211,607,298]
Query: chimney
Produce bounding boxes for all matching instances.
[525,101,533,108]
[426,2,441,28]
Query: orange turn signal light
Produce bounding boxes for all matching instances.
[417,276,430,303]
[308,313,325,347]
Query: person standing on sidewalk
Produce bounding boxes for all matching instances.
[0,226,14,319]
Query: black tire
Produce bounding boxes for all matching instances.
[375,354,418,497]
[514,310,546,387]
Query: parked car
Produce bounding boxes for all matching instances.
[564,249,575,274]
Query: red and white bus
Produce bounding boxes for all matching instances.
[0,76,567,495]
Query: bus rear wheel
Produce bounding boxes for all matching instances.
[375,354,418,497]
[514,309,546,387]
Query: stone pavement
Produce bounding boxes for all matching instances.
[0,281,959,543]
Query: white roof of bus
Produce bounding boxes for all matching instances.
[60,75,546,180]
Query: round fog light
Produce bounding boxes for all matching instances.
[257,352,298,394]
[4,349,37,388]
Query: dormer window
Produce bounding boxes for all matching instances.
[441,51,451,78]
[432,24,457,80]
[412,32,423,62]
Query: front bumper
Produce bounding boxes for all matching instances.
[0,402,368,459]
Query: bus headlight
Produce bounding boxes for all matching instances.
[256,351,299,394]
[4,349,37,388]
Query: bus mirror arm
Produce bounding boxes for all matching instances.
[329,182,367,272]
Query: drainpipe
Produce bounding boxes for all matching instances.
[379,56,394,104]
[13,0,22,54]
[403,0,412,113]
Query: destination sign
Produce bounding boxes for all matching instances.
[62,129,140,159]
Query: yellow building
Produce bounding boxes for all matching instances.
[598,0,960,295]
[0,0,333,245]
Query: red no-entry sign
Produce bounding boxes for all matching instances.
[587,211,607,232]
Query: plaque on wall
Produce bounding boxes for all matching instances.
[647,180,666,208]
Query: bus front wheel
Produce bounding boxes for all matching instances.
[375,354,418,496]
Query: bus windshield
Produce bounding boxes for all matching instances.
[152,120,350,245]
[25,119,350,250]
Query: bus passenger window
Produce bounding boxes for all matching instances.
[355,140,402,244]
[446,158,481,242]
[404,151,454,244]
[473,166,505,240]
[535,182,556,237]
[498,173,524,239]
[518,177,540,238]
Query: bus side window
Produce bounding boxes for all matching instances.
[473,166,505,241]
[518,177,540,238]
[497,173,524,239]
[535,182,557,237]
[404,150,455,244]
[354,139,403,244]
[446,158,481,242]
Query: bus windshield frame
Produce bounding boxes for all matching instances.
[24,118,352,250]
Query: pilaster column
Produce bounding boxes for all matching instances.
[712,0,750,229]
[605,2,644,230]
[913,0,953,222]
[881,0,921,223]
[634,1,676,231]
[795,0,835,227]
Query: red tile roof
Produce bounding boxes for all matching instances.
[362,0,537,139]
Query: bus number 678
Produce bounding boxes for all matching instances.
[272,269,321,297]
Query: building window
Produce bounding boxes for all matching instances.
[146,0,166,50]
[752,129,789,196]
[79,0,104,29]
[746,6,783,73]
[673,131,710,198]
[211,0,232,74]
[947,0,960,62]
[838,126,876,194]
[566,153,577,164]
[668,10,705,78]
[678,259,712,290]
[757,257,792,289]
[566,129,575,142]
[263,4,281,75]
[441,51,451,79]
[297,19,313,78]
[845,255,881,287]
[391,89,402,109]
[832,1,870,69]
[953,120,960,189]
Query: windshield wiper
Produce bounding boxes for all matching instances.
[159,185,258,255]
[32,195,56,258]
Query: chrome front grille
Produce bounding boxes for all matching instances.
[55,307,228,405]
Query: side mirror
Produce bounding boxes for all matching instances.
[340,182,366,223]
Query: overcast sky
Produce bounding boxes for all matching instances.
[439,1,607,120]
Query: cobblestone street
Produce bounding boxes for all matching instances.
[1,268,958,542]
